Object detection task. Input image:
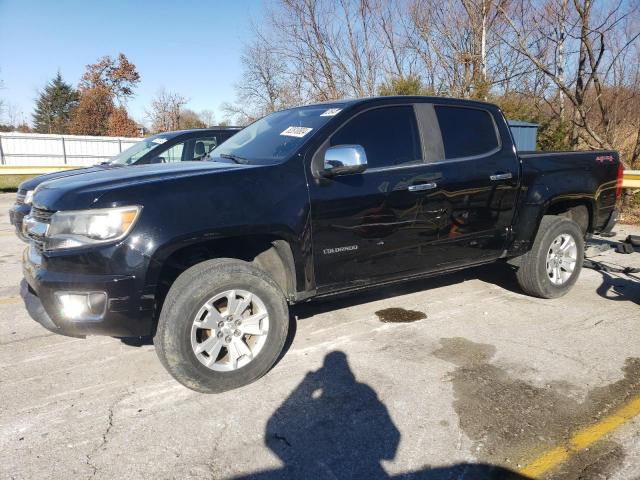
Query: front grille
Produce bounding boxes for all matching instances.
[30,207,55,223]
[26,207,55,255]
[15,191,25,205]
[32,238,45,255]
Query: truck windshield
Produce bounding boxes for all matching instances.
[109,135,172,165]
[209,105,343,164]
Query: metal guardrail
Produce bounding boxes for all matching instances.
[624,170,640,188]
[0,165,81,175]
[0,165,639,186]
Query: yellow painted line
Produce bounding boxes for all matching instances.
[520,395,640,477]
[0,165,81,175]
[0,295,20,305]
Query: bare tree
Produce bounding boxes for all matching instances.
[179,109,207,129]
[147,88,188,132]
[407,0,518,98]
[499,0,640,150]
[223,36,299,124]
[228,0,640,171]
[199,109,216,127]
[227,0,389,116]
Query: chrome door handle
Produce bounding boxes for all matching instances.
[408,182,437,192]
[489,173,513,181]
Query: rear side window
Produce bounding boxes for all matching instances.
[435,106,499,159]
[193,137,219,159]
[331,106,422,169]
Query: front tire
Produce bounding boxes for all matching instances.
[154,259,289,393]
[515,215,584,299]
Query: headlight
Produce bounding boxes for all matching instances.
[24,190,34,205]
[46,206,141,250]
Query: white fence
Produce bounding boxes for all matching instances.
[0,132,142,166]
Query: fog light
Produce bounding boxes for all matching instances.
[55,292,107,320]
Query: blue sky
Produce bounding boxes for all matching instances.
[0,0,264,126]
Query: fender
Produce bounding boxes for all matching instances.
[508,170,598,256]
[140,225,310,296]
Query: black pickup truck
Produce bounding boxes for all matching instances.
[20,96,623,393]
[9,127,240,240]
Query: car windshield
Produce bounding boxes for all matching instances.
[208,105,344,164]
[108,135,173,165]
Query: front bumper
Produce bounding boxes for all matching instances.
[21,247,155,338]
[9,203,31,242]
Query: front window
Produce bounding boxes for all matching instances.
[161,142,184,163]
[109,135,173,165]
[209,105,343,165]
[330,106,422,169]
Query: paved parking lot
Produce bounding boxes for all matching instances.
[1,191,639,479]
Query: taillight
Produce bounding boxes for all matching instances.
[615,163,624,200]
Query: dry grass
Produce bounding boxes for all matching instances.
[0,175,36,192]
[620,190,640,225]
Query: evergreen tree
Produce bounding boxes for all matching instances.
[32,72,79,134]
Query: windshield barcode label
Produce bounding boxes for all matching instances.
[321,108,342,116]
[280,126,313,138]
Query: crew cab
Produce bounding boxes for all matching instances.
[9,127,240,239]
[19,97,623,393]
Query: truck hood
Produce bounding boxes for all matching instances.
[32,161,252,211]
[19,165,116,191]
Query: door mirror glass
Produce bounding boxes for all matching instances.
[322,145,368,177]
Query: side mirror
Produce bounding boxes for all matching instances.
[322,145,368,177]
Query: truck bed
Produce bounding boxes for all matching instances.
[516,149,620,234]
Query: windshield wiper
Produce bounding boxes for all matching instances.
[216,153,249,164]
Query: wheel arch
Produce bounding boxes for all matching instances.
[544,199,593,233]
[509,192,595,257]
[146,234,300,324]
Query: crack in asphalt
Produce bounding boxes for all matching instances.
[84,391,131,478]
[204,417,230,480]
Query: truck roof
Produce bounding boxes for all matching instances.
[160,127,242,139]
[302,95,501,110]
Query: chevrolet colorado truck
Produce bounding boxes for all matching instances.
[20,96,623,393]
[9,127,240,240]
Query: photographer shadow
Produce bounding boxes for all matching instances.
[233,351,529,480]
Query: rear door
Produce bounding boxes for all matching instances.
[427,104,520,266]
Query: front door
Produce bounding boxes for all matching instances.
[308,104,444,290]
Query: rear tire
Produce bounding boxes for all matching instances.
[154,258,289,393]
[515,215,584,299]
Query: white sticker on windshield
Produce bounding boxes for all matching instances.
[152,138,167,144]
[321,108,342,117]
[280,126,313,138]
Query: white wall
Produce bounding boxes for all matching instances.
[0,132,141,166]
